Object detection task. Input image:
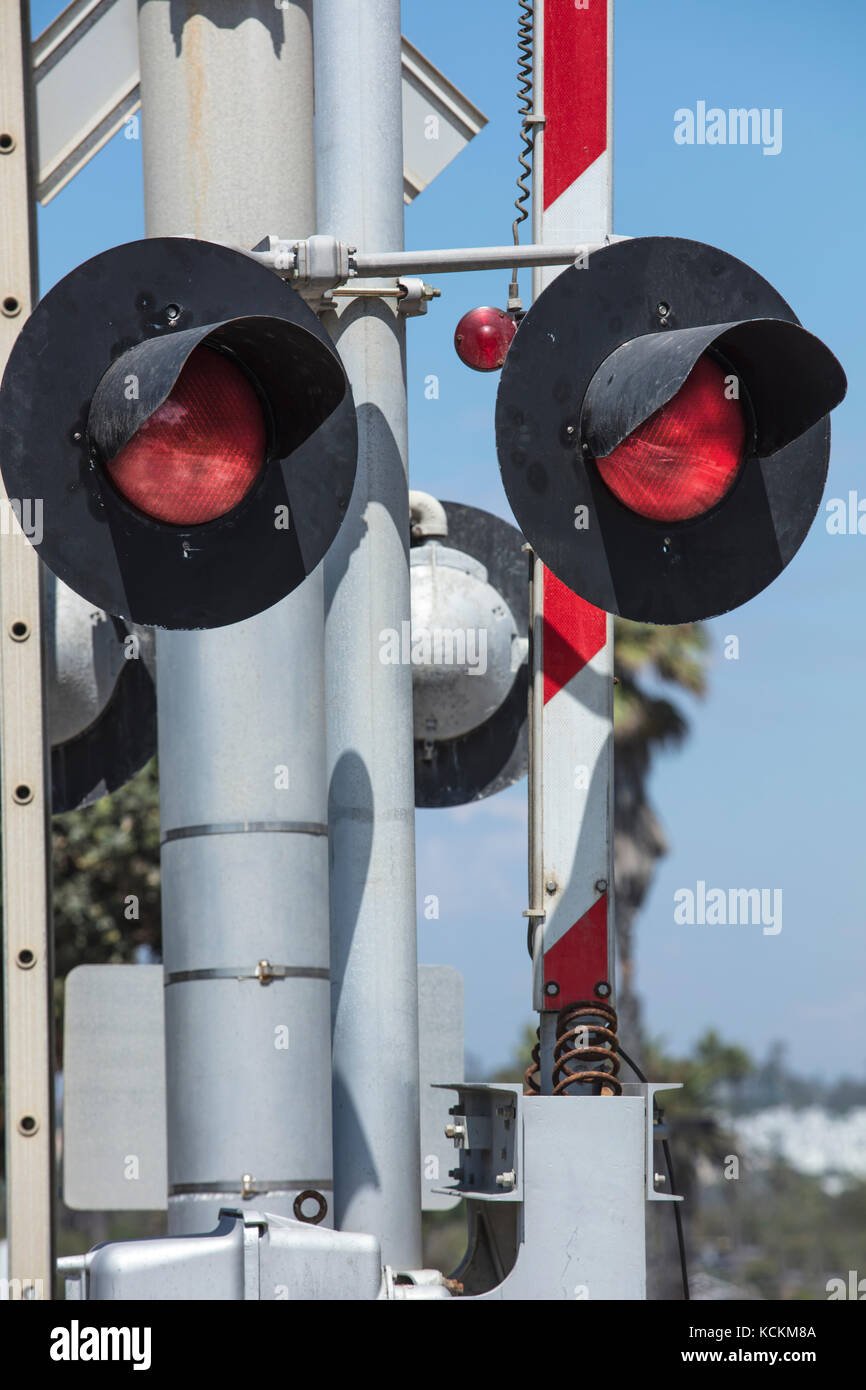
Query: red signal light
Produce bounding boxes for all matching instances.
[595,354,746,522]
[454,307,517,372]
[104,345,266,525]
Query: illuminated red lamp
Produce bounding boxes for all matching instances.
[454,306,517,372]
[104,346,266,525]
[595,354,746,522]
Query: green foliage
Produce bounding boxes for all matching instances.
[613,617,709,747]
[643,1028,753,1115]
[52,757,161,983]
[699,1159,866,1301]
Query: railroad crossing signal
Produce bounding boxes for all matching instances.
[0,236,357,630]
[411,500,528,807]
[496,236,847,625]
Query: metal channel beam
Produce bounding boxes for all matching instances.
[0,0,55,1300]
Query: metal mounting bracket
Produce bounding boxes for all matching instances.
[645,1082,684,1203]
[432,1082,524,1203]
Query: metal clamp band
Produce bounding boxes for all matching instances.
[164,961,329,986]
[169,1178,334,1198]
[162,820,328,845]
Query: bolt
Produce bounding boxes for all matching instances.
[545,981,560,997]
[545,880,557,895]
[495,1170,516,1188]
[654,1172,666,1185]
[566,424,575,435]
[595,878,608,893]
[448,1168,463,1181]
[444,1123,465,1140]
[657,301,670,318]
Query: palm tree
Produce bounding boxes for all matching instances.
[612,619,710,1058]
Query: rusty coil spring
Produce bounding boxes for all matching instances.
[524,1027,541,1094]
[552,999,622,1096]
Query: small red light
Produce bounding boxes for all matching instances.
[104,345,266,525]
[595,354,746,522]
[454,307,517,372]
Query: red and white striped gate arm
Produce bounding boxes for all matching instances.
[528,0,616,1021]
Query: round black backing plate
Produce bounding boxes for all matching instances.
[0,237,357,629]
[414,501,529,808]
[495,236,831,624]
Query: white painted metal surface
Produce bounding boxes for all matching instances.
[401,36,487,203]
[476,1096,646,1299]
[34,0,140,204]
[63,966,167,1211]
[78,1208,384,1301]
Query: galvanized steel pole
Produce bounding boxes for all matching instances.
[315,0,423,1268]
[137,0,334,1235]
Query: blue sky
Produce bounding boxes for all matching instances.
[31,0,866,1079]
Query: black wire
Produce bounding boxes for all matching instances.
[661,1134,690,1302]
[512,0,534,264]
[618,1044,691,1301]
[617,1044,648,1084]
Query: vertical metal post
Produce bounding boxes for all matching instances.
[137,0,334,1236]
[0,0,55,1298]
[527,0,549,1084]
[529,0,616,1092]
[315,0,423,1268]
